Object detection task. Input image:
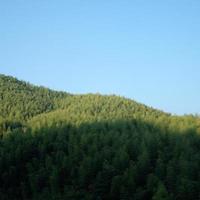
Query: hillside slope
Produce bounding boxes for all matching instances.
[28,94,170,130]
[0,74,169,134]
[0,74,69,121]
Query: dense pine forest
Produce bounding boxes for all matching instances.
[0,74,200,200]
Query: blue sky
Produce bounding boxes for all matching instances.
[0,0,200,115]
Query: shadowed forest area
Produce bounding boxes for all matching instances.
[0,74,200,200]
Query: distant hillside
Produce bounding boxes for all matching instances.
[29,94,170,130]
[0,74,200,200]
[0,74,69,121]
[0,74,169,134]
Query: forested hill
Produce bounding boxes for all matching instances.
[0,74,69,121]
[0,74,200,200]
[0,74,169,133]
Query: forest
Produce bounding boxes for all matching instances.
[0,74,200,200]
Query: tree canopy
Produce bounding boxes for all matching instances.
[0,74,200,200]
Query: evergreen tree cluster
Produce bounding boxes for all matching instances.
[0,74,200,200]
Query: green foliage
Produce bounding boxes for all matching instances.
[0,74,200,200]
[0,74,68,120]
[152,182,170,200]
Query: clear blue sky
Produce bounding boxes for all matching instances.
[0,0,200,115]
